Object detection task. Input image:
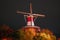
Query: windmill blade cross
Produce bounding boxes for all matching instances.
[17,2,45,17]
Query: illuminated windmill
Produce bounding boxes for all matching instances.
[17,2,45,36]
[17,3,45,26]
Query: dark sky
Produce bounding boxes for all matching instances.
[0,0,60,37]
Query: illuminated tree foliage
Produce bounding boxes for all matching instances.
[18,28,56,40]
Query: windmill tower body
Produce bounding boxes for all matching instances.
[27,16,34,26]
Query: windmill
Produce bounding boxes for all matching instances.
[17,2,45,27]
[17,2,45,35]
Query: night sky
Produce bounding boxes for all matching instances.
[0,0,60,37]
